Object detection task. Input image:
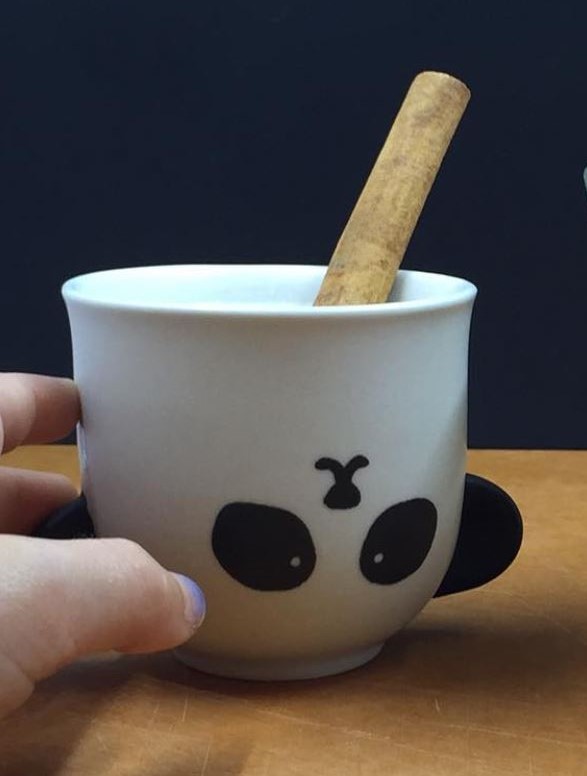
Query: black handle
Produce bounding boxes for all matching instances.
[434,473,523,597]
[33,494,95,539]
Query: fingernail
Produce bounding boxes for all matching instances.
[172,573,207,631]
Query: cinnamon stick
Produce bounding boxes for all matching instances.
[314,71,470,306]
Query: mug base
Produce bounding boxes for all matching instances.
[173,643,384,681]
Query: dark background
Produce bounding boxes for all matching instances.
[1,1,586,448]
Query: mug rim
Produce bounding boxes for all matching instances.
[62,264,478,319]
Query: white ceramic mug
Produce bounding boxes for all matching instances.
[42,265,521,680]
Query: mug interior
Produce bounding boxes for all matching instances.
[62,265,476,316]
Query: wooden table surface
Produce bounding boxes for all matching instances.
[0,447,586,775]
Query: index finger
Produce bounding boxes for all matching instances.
[0,374,80,454]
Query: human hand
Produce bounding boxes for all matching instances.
[0,373,205,718]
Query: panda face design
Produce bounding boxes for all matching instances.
[211,456,438,592]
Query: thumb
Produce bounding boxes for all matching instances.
[0,536,206,716]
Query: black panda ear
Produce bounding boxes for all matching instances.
[434,474,523,597]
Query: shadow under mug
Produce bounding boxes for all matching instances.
[38,265,522,681]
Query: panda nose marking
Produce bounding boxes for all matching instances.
[315,455,370,510]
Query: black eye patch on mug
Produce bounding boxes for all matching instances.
[360,498,437,584]
[212,503,317,591]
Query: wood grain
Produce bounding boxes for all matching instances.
[315,71,470,306]
[1,446,587,775]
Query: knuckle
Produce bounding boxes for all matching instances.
[107,538,168,597]
[52,472,77,492]
[110,538,156,571]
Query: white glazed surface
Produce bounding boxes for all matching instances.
[63,266,476,679]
